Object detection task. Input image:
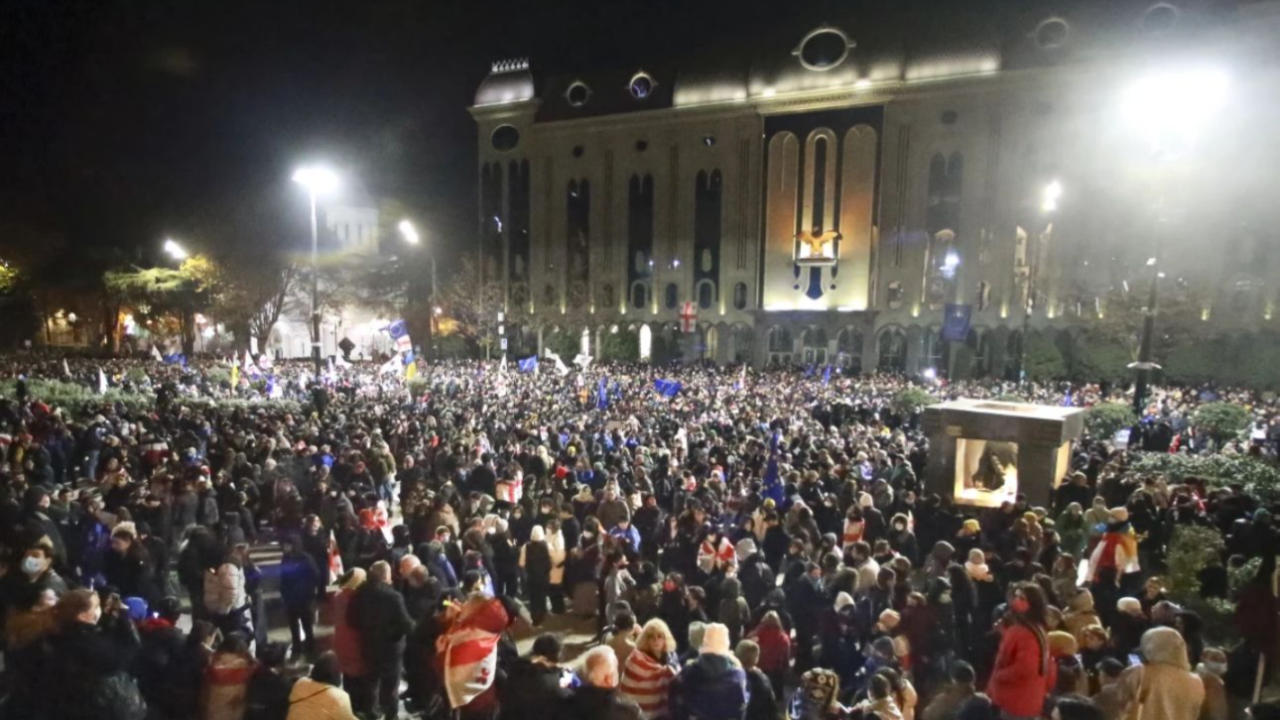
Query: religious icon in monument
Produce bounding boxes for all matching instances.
[954,438,1019,507]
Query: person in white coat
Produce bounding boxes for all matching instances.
[546,518,567,615]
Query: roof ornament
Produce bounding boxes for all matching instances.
[490,58,531,75]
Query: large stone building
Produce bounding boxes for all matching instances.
[469,0,1280,374]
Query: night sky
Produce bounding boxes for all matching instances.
[0,0,795,265]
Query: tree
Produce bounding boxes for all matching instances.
[1092,277,1206,366]
[105,257,217,355]
[1084,403,1137,439]
[1024,332,1067,381]
[1193,402,1251,445]
[438,255,503,357]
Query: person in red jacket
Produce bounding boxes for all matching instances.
[987,582,1055,720]
[748,610,791,698]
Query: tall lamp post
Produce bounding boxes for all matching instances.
[291,165,340,375]
[1119,67,1228,416]
[397,219,438,362]
[1019,180,1062,382]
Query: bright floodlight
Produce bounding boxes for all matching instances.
[163,238,188,260]
[1121,68,1228,154]
[291,165,340,194]
[1042,179,1063,212]
[1146,257,1158,266]
[922,367,937,381]
[398,219,420,244]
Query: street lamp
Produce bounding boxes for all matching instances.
[398,218,439,361]
[1019,180,1061,382]
[163,238,188,261]
[1119,67,1228,415]
[292,165,340,375]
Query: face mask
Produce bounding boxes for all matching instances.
[894,524,906,532]
[1010,597,1030,614]
[663,581,676,592]
[1204,661,1227,676]
[21,557,43,576]
[88,606,103,624]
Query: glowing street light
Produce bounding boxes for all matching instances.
[292,164,341,375]
[399,218,439,362]
[1121,67,1229,415]
[397,219,420,245]
[1041,179,1063,213]
[163,238,188,261]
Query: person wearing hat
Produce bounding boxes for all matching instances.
[672,622,748,720]
[1085,507,1140,590]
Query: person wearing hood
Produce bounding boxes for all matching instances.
[672,623,748,720]
[1083,497,1111,545]
[286,651,358,720]
[1110,598,1149,658]
[1193,646,1228,720]
[1056,502,1088,559]
[717,576,750,645]
[521,524,554,625]
[1117,627,1204,720]
[789,667,847,720]
[888,512,918,564]
[1063,588,1102,645]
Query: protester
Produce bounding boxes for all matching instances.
[0,356,1276,720]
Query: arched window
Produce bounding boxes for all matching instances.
[837,327,863,372]
[697,280,715,310]
[802,327,828,365]
[631,282,648,310]
[878,329,907,372]
[768,326,793,352]
[732,282,748,310]
[664,283,679,309]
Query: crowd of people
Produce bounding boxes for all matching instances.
[1,353,1280,720]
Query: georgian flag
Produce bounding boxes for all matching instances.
[697,535,737,574]
[438,598,510,709]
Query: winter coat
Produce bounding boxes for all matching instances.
[499,657,571,720]
[285,677,357,720]
[743,667,776,720]
[331,589,366,677]
[245,666,295,720]
[279,551,320,611]
[564,685,644,720]
[750,625,791,676]
[547,528,568,585]
[345,580,413,673]
[204,562,247,617]
[1062,590,1102,645]
[51,616,143,720]
[672,653,748,720]
[1118,627,1204,720]
[986,622,1055,718]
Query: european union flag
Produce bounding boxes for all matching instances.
[163,353,187,366]
[518,356,538,373]
[941,303,973,342]
[654,379,682,397]
[762,431,784,505]
[386,319,409,340]
[822,365,832,386]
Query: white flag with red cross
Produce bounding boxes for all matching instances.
[680,301,697,333]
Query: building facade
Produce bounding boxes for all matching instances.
[470,1,1280,374]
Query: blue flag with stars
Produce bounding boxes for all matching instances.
[518,356,538,373]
